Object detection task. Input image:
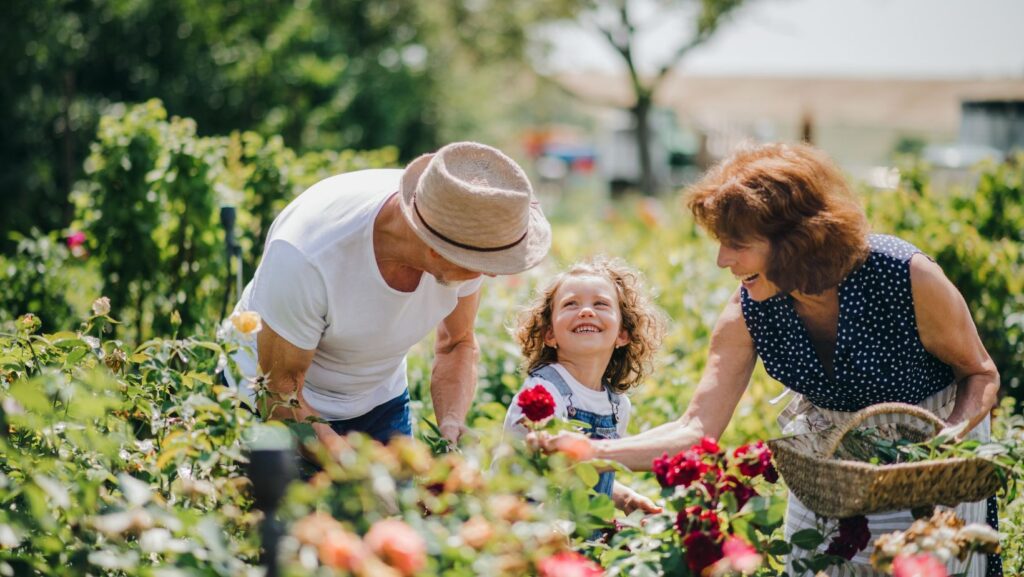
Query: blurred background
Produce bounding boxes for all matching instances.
[6,0,1023,239]
[1,0,1022,392]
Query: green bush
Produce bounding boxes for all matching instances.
[866,158,1024,398]
[71,100,397,341]
[0,231,80,332]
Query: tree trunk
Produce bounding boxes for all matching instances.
[634,95,655,195]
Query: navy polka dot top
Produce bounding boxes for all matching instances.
[740,234,954,412]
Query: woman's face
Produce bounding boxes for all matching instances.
[716,237,781,301]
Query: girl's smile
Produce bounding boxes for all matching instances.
[546,275,629,360]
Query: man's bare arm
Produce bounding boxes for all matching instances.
[431,290,482,444]
[257,321,341,448]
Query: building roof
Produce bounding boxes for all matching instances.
[557,73,1024,132]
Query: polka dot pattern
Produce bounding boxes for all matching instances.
[741,234,954,412]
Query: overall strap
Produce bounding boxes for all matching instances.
[529,364,577,417]
[604,385,622,426]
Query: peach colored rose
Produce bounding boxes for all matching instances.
[364,519,427,576]
[459,516,493,550]
[230,311,262,335]
[319,528,367,572]
[92,296,111,316]
[555,435,595,461]
[489,495,531,523]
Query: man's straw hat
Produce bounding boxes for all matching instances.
[399,142,551,275]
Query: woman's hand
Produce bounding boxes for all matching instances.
[526,431,594,458]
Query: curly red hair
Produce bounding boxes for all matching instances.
[687,142,869,295]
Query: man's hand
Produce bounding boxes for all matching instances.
[297,422,346,464]
[438,417,469,447]
[612,483,663,515]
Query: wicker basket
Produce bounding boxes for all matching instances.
[767,402,1002,519]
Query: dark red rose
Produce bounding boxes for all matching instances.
[654,450,712,488]
[722,474,759,509]
[838,516,871,551]
[517,384,556,423]
[682,531,725,575]
[732,441,773,478]
[763,462,779,484]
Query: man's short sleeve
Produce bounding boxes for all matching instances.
[457,276,484,298]
[249,240,327,350]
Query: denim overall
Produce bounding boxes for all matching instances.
[530,365,622,497]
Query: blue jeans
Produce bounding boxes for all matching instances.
[327,389,412,443]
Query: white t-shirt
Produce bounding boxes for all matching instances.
[228,169,482,420]
[503,363,631,438]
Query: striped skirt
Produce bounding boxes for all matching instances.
[776,383,999,577]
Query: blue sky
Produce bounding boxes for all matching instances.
[543,0,1024,78]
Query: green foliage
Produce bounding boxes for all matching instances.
[0,312,259,576]
[0,232,79,332]
[70,101,396,341]
[2,0,577,248]
[865,157,1024,397]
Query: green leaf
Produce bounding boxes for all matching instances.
[574,462,599,487]
[790,528,826,550]
[767,539,793,555]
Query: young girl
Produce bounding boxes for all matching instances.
[503,257,666,514]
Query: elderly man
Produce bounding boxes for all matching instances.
[228,142,550,450]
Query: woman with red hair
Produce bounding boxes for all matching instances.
[543,143,1001,576]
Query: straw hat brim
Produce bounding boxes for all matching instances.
[398,153,551,276]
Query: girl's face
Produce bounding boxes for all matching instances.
[716,237,781,301]
[545,275,629,358]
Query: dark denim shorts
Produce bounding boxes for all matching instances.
[327,389,412,443]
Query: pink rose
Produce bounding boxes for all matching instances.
[66,231,86,248]
[892,554,949,577]
[721,536,762,574]
[537,551,603,577]
[364,519,427,576]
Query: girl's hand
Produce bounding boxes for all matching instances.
[612,483,663,515]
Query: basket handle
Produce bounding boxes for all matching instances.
[822,402,947,458]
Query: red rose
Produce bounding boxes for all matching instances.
[653,450,711,488]
[763,462,779,484]
[537,551,603,577]
[695,437,722,456]
[682,531,724,576]
[732,441,773,478]
[722,474,758,509]
[517,384,556,424]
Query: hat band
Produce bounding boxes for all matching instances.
[413,198,528,253]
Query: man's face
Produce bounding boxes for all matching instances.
[428,251,485,286]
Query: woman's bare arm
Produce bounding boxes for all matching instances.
[589,291,758,470]
[910,255,1000,434]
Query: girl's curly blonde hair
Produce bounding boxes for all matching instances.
[515,256,667,394]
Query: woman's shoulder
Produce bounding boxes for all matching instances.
[867,234,921,264]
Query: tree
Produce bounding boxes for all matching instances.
[547,0,745,194]
[1,0,577,250]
